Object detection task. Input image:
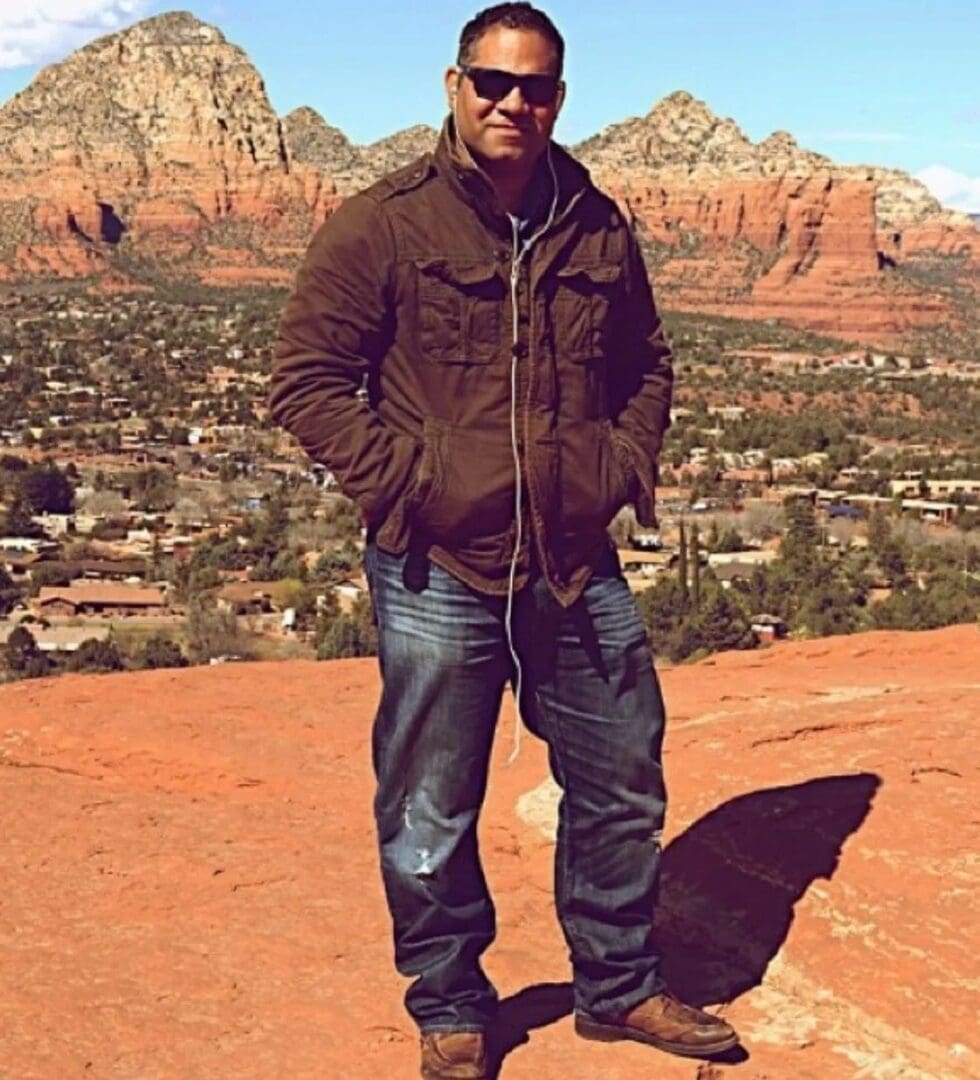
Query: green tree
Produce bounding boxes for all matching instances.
[18,462,74,515]
[67,639,125,673]
[185,600,255,664]
[866,510,909,587]
[311,543,361,583]
[708,525,746,553]
[635,575,690,656]
[873,570,979,630]
[0,565,22,616]
[689,588,755,654]
[136,634,188,670]
[271,578,316,622]
[315,595,377,659]
[0,495,44,538]
[690,522,702,609]
[128,467,176,512]
[797,580,864,636]
[3,626,50,679]
[780,496,821,572]
[676,518,689,605]
[28,563,74,594]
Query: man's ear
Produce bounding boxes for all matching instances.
[444,67,461,111]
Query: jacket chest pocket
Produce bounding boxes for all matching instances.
[415,258,504,364]
[552,263,622,363]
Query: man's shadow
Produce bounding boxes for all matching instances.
[489,772,880,1074]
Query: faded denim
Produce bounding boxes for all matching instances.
[365,538,667,1033]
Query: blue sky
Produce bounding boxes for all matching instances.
[1,0,978,211]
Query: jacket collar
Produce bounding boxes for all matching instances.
[434,115,592,240]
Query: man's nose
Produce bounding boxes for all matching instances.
[496,84,529,114]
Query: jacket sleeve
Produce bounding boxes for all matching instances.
[607,228,674,527]
[269,194,419,525]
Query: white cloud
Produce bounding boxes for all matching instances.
[915,165,980,214]
[0,1,152,70]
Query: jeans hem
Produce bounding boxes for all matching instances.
[575,973,668,1022]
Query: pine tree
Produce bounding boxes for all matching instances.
[706,519,721,552]
[780,496,821,574]
[677,518,689,606]
[691,589,754,653]
[691,522,702,609]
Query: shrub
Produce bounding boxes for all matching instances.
[136,634,188,670]
[184,600,255,664]
[67,638,125,674]
[315,595,377,660]
[3,626,51,680]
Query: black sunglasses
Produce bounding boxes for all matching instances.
[460,65,562,107]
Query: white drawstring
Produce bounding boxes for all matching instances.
[504,147,559,766]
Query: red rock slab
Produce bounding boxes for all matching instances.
[0,625,977,1078]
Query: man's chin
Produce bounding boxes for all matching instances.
[478,142,538,167]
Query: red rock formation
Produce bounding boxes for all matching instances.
[0,625,977,1077]
[579,91,976,345]
[0,22,975,348]
[606,175,944,342]
[0,12,328,282]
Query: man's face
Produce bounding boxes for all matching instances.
[445,26,564,171]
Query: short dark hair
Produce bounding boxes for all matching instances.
[457,3,565,76]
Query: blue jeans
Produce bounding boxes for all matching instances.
[364,539,667,1033]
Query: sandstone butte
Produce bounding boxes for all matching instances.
[0,12,977,349]
[0,623,977,1079]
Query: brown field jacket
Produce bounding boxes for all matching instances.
[270,119,673,607]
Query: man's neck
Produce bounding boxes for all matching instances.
[466,144,546,216]
[485,166,534,215]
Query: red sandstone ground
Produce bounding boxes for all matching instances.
[1,626,977,1079]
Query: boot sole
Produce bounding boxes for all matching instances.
[421,1073,487,1080]
[575,1014,739,1058]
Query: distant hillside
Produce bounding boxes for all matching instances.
[0,11,976,349]
[282,107,436,194]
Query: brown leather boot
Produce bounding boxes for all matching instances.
[419,1031,487,1079]
[575,991,739,1058]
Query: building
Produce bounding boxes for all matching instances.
[889,478,980,500]
[0,623,111,654]
[32,585,167,618]
[900,499,959,526]
[619,549,675,591]
[215,581,276,615]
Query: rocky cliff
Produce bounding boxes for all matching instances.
[0,14,975,346]
[574,90,970,232]
[0,12,337,286]
[283,107,436,194]
[0,625,976,1076]
[574,92,977,343]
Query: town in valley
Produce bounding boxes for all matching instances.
[1,284,976,680]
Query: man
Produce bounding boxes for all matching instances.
[271,4,739,1077]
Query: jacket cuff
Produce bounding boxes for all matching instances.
[610,428,659,529]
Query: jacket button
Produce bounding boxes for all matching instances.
[512,341,528,359]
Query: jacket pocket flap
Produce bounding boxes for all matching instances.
[556,263,621,285]
[415,258,499,287]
